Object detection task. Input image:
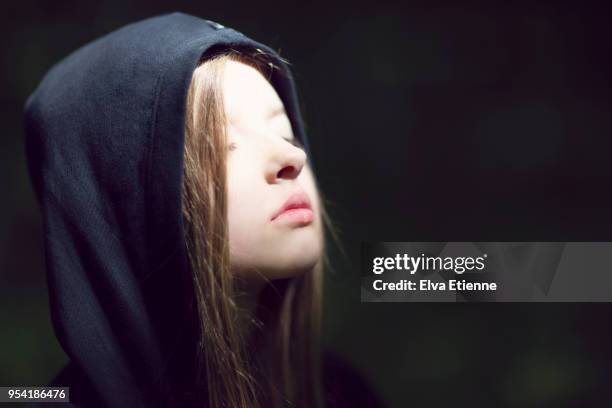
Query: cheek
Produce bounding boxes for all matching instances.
[226,165,264,260]
[226,151,281,273]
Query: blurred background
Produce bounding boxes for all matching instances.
[3,1,612,407]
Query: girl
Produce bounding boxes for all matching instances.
[23,11,384,408]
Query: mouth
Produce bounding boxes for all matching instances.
[271,191,314,224]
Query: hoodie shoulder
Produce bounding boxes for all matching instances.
[22,362,100,408]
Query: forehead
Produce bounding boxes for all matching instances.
[222,59,285,126]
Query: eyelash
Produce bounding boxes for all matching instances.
[227,138,304,151]
[285,138,305,149]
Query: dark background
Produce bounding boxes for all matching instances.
[3,1,612,407]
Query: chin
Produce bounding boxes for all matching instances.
[266,238,322,280]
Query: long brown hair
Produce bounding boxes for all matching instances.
[181,46,341,408]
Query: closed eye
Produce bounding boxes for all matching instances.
[284,137,304,150]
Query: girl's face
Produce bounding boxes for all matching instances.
[223,60,323,282]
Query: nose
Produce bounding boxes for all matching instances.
[266,139,307,184]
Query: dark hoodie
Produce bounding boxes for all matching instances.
[23,11,384,408]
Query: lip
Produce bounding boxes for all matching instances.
[271,191,313,222]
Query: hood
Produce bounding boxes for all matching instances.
[23,11,312,407]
